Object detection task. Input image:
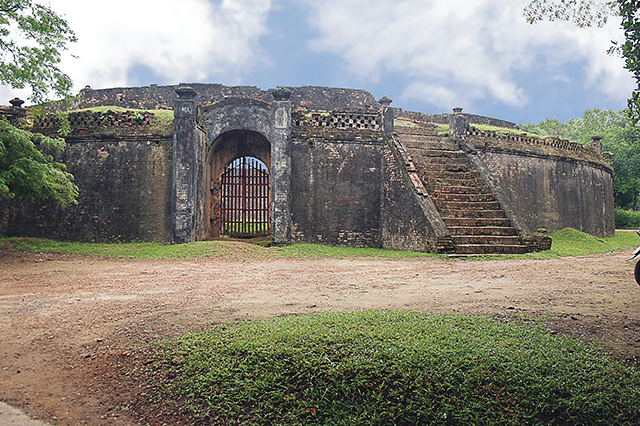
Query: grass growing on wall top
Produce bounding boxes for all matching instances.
[71,106,174,136]
[149,310,640,425]
[1,228,638,260]
[470,123,541,138]
[393,119,450,136]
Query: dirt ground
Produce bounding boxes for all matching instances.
[1,248,640,425]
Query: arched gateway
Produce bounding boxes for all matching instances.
[205,129,271,238]
[171,86,292,244]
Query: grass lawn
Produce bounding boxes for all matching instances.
[152,311,640,425]
[1,228,639,261]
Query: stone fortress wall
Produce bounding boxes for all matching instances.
[1,84,615,253]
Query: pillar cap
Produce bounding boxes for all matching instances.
[9,98,24,108]
[271,88,292,101]
[175,86,197,99]
[378,96,393,106]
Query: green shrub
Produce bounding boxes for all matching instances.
[615,208,640,229]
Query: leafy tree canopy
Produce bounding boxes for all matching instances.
[524,1,640,123]
[524,0,618,27]
[0,117,78,205]
[0,0,76,103]
[0,0,78,207]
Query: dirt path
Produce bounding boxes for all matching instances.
[1,250,639,425]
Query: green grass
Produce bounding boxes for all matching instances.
[392,120,449,135]
[70,106,174,135]
[524,228,639,259]
[470,123,541,139]
[2,228,638,261]
[154,310,640,425]
[393,119,418,127]
[223,221,269,236]
[0,238,436,260]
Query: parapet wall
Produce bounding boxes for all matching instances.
[50,84,382,113]
[466,126,611,167]
[393,108,519,129]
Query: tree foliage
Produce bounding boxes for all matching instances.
[524,0,618,27]
[524,1,640,122]
[0,117,78,205]
[618,0,640,121]
[522,109,640,209]
[0,1,78,207]
[0,0,76,103]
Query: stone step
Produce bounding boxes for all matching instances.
[451,235,523,245]
[416,165,472,176]
[428,184,492,197]
[440,209,507,219]
[401,140,459,151]
[395,126,437,135]
[441,209,507,219]
[432,193,497,203]
[435,201,502,211]
[426,178,487,189]
[447,226,519,236]
[412,153,468,163]
[420,170,477,180]
[443,217,513,227]
[412,157,466,165]
[454,244,530,255]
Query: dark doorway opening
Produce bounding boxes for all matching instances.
[220,156,270,238]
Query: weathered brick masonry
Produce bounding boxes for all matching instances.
[1,84,615,253]
[4,108,173,242]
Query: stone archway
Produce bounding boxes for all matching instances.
[173,90,291,244]
[205,130,271,238]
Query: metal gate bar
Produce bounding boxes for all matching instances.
[220,157,270,238]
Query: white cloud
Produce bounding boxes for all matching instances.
[302,0,634,110]
[1,0,272,102]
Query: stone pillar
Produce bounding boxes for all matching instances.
[378,96,394,133]
[7,98,26,125]
[270,89,292,244]
[591,135,603,155]
[449,107,467,143]
[172,86,199,243]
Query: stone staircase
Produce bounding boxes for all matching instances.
[395,125,531,255]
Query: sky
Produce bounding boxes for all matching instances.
[0,0,635,124]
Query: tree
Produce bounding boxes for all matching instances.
[0,0,78,206]
[523,0,618,27]
[524,1,640,123]
[0,117,78,206]
[0,0,77,103]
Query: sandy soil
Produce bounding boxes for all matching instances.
[1,249,640,425]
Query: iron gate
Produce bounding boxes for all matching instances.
[220,157,270,238]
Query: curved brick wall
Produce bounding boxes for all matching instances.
[1,84,615,245]
[465,134,614,237]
